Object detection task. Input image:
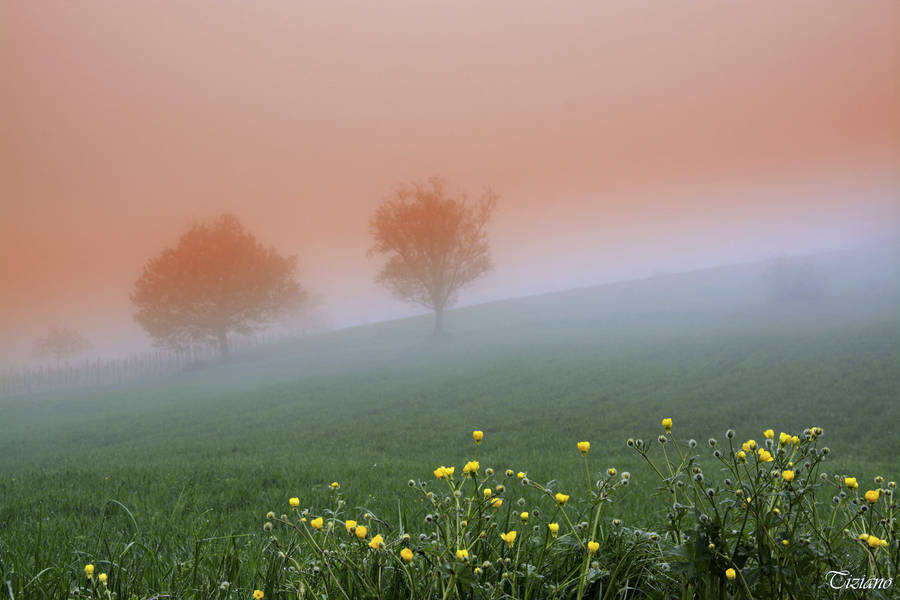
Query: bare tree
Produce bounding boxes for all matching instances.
[369,177,497,336]
[131,214,305,356]
[34,327,91,364]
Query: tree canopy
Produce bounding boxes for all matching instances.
[34,326,91,363]
[369,177,497,335]
[131,214,305,355]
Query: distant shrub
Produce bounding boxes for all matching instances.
[766,257,826,302]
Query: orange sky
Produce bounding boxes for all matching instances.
[1,1,899,359]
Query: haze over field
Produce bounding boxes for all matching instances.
[2,1,899,362]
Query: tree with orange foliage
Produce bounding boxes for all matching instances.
[131,214,305,356]
[369,177,497,336]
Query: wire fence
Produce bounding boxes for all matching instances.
[0,334,295,396]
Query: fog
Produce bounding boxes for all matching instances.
[1,1,898,365]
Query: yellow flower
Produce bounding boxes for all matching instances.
[473,430,484,443]
[587,541,599,554]
[879,539,888,548]
[577,441,590,455]
[791,436,800,445]
[345,519,357,534]
[369,534,384,550]
[456,549,469,560]
[865,489,880,504]
[310,517,324,530]
[400,548,413,562]
[757,449,773,462]
[253,590,264,600]
[355,525,368,539]
[725,568,736,581]
[859,533,869,541]
[736,451,746,462]
[782,470,795,482]
[607,467,617,476]
[98,573,107,585]
[778,432,791,446]
[483,488,492,498]
[520,511,529,523]
[555,492,569,505]
[763,429,774,439]
[491,498,503,509]
[782,539,789,546]
[506,469,514,477]
[289,497,300,508]
[496,484,504,493]
[867,535,882,549]
[742,440,757,452]
[463,461,480,476]
[434,466,454,479]
[844,477,858,489]
[661,418,672,432]
[500,530,517,547]
[517,471,526,480]
[84,564,94,578]
[548,522,559,535]
[330,481,339,490]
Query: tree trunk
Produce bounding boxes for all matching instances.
[217,329,230,357]
[433,306,444,337]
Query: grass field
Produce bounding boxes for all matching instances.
[1,261,899,598]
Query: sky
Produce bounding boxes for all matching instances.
[1,1,899,360]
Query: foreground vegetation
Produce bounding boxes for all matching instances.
[1,268,898,598]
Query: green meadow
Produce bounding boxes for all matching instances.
[1,261,898,598]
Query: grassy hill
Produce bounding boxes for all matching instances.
[1,254,898,597]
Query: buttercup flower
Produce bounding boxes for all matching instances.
[577,441,590,455]
[345,519,357,534]
[758,449,773,462]
[867,535,882,549]
[491,498,503,509]
[500,530,517,547]
[400,548,413,562]
[369,534,384,550]
[330,481,339,490]
[506,469,514,477]
[725,568,736,581]
[355,525,368,539]
[865,489,879,504]
[845,477,858,489]
[736,451,746,462]
[84,564,94,578]
[456,549,469,561]
[253,590,264,600]
[310,517,324,530]
[98,573,107,584]
[519,511,529,523]
[555,493,570,505]
[463,461,480,476]
[587,541,599,554]
[782,470,795,482]
[607,467,616,476]
[548,522,559,535]
[289,497,300,508]
[517,471,526,480]
[473,430,483,443]
[763,429,774,439]
[483,488,492,498]
[661,418,672,432]
[778,432,791,446]
[434,466,454,479]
